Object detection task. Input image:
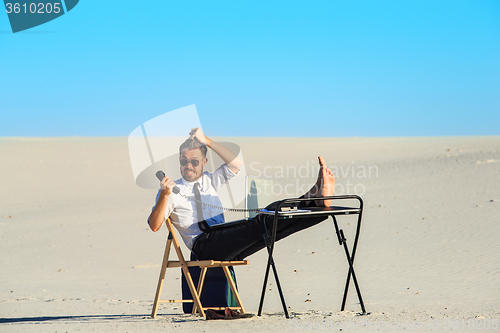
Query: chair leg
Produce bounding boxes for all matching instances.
[192,267,207,314]
[182,265,205,317]
[222,266,245,313]
[151,236,173,318]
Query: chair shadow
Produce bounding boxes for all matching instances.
[0,314,148,324]
[1,313,208,324]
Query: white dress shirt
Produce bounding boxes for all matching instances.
[152,163,237,250]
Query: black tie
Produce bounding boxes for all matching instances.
[194,183,211,232]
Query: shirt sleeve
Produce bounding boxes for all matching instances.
[208,163,237,191]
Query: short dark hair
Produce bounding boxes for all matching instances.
[179,138,207,157]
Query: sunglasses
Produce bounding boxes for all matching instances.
[180,158,200,167]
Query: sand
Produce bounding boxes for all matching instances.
[1,136,499,332]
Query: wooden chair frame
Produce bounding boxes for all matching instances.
[151,218,248,318]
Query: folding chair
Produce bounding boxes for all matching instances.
[151,218,249,318]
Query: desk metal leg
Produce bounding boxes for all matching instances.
[257,251,289,318]
[258,253,272,316]
[333,216,366,314]
[258,220,289,318]
[340,212,363,311]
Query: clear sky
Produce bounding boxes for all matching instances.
[1,0,499,137]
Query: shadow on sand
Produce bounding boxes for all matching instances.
[0,314,148,324]
[0,313,207,324]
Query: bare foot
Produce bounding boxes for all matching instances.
[316,156,335,207]
[301,156,335,206]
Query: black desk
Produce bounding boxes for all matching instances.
[257,195,366,318]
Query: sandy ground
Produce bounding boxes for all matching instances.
[1,136,499,332]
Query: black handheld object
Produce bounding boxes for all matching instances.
[156,170,180,194]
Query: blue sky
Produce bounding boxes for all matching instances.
[1,0,499,137]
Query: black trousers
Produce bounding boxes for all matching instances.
[192,200,328,261]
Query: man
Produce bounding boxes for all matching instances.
[148,128,335,261]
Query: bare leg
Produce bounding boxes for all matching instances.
[302,156,335,207]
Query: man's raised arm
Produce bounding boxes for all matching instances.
[147,174,175,232]
[190,127,242,174]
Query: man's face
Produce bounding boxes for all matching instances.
[180,148,207,182]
